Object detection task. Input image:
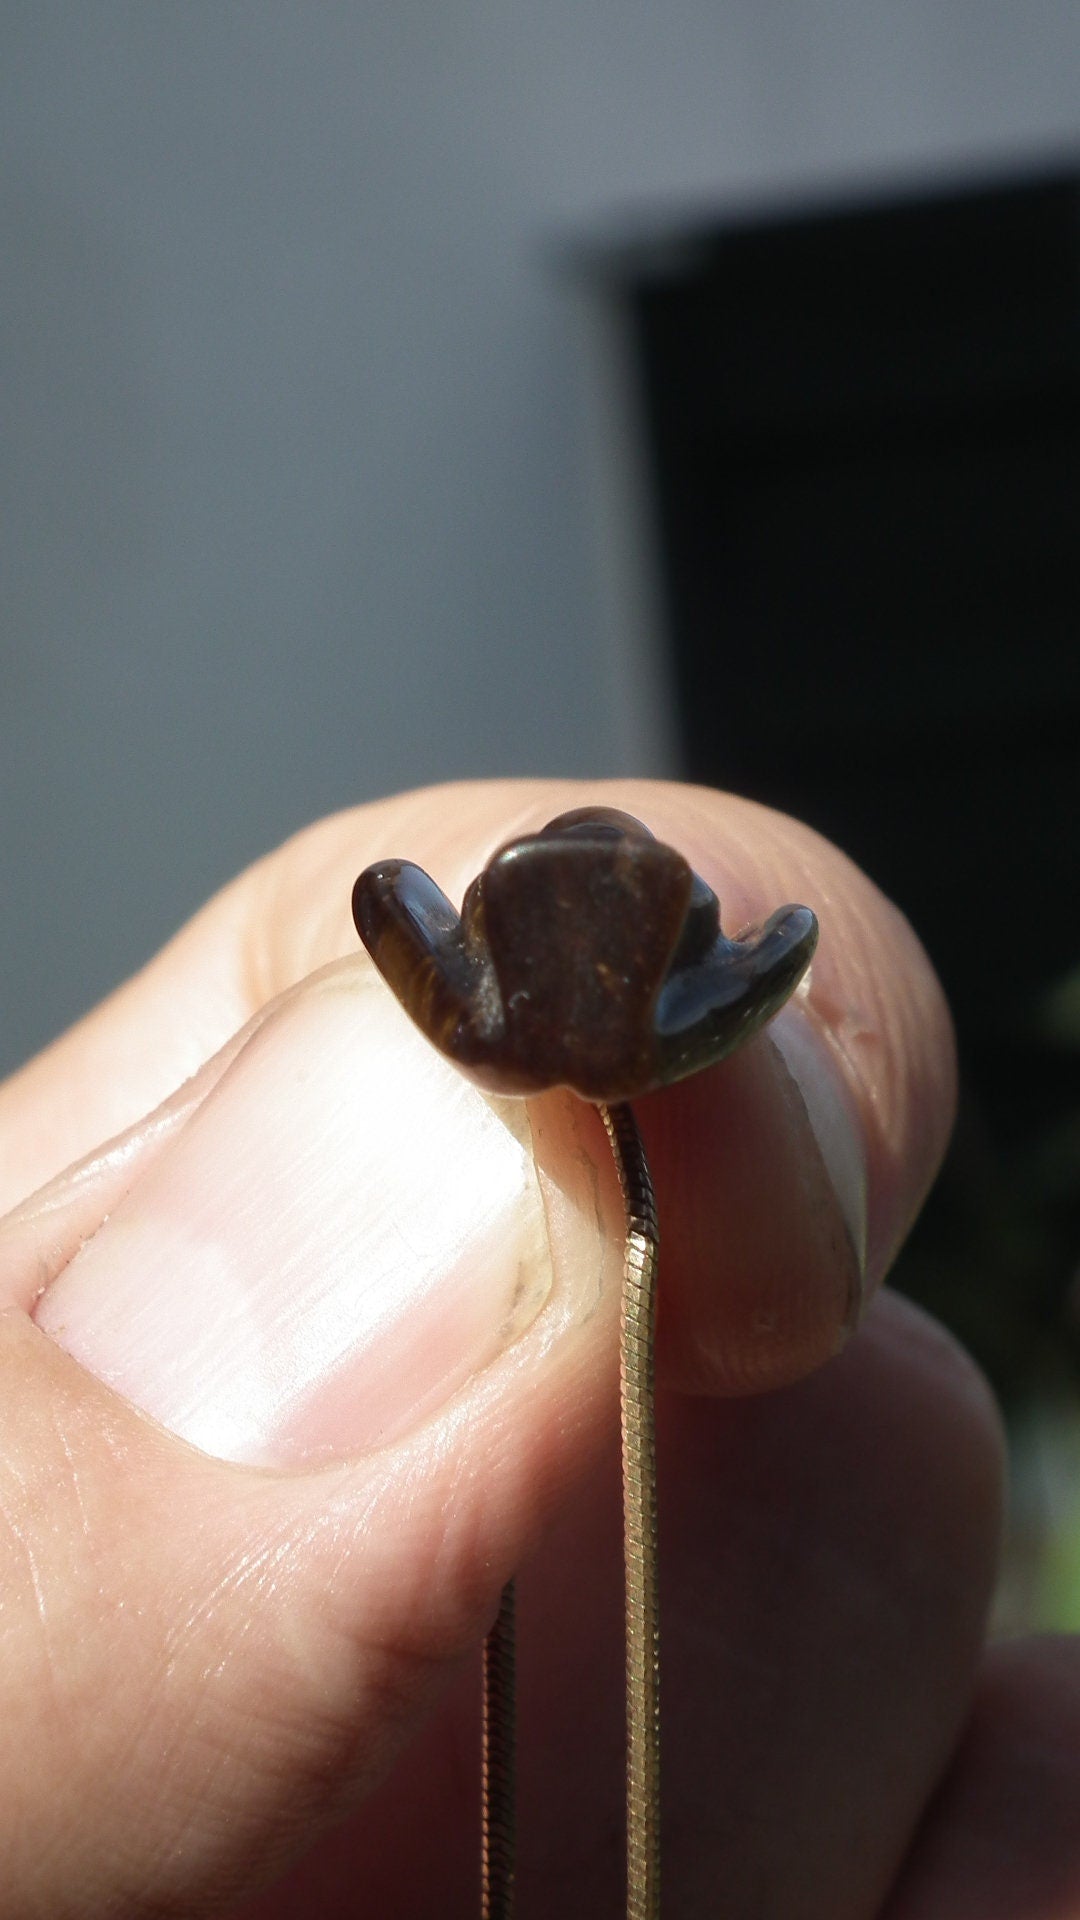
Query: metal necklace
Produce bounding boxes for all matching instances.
[353,806,817,1918]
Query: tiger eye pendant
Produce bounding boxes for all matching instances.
[353,808,818,1919]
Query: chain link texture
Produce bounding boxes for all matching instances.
[480,1101,660,1919]
[481,1578,517,1918]
[602,1100,661,1920]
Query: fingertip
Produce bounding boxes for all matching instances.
[605,791,958,1399]
[642,1031,863,1396]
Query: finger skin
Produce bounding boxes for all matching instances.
[0,1268,624,1918]
[237,1293,1004,1919]
[880,1635,1080,1920]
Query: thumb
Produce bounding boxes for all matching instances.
[1,960,622,1916]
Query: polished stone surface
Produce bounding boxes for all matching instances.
[353,808,818,1102]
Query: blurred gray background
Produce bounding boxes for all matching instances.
[3,3,1079,1074]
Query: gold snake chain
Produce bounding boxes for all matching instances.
[481,1097,660,1919]
[481,1578,517,1919]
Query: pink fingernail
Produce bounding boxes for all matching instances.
[35,961,552,1466]
[770,1002,869,1314]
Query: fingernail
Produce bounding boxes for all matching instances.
[34,960,552,1466]
[1,1014,271,1315]
[769,1002,869,1326]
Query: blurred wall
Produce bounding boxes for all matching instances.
[2,3,1078,1072]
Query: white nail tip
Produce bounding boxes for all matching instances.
[769,1009,868,1282]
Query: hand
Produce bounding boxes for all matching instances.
[0,780,1074,1917]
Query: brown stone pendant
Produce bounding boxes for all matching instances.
[353,806,817,1103]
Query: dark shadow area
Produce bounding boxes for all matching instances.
[619,167,1080,1415]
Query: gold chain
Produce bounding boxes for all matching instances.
[479,1099,660,1918]
[481,1579,517,1918]
[604,1100,661,1920]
